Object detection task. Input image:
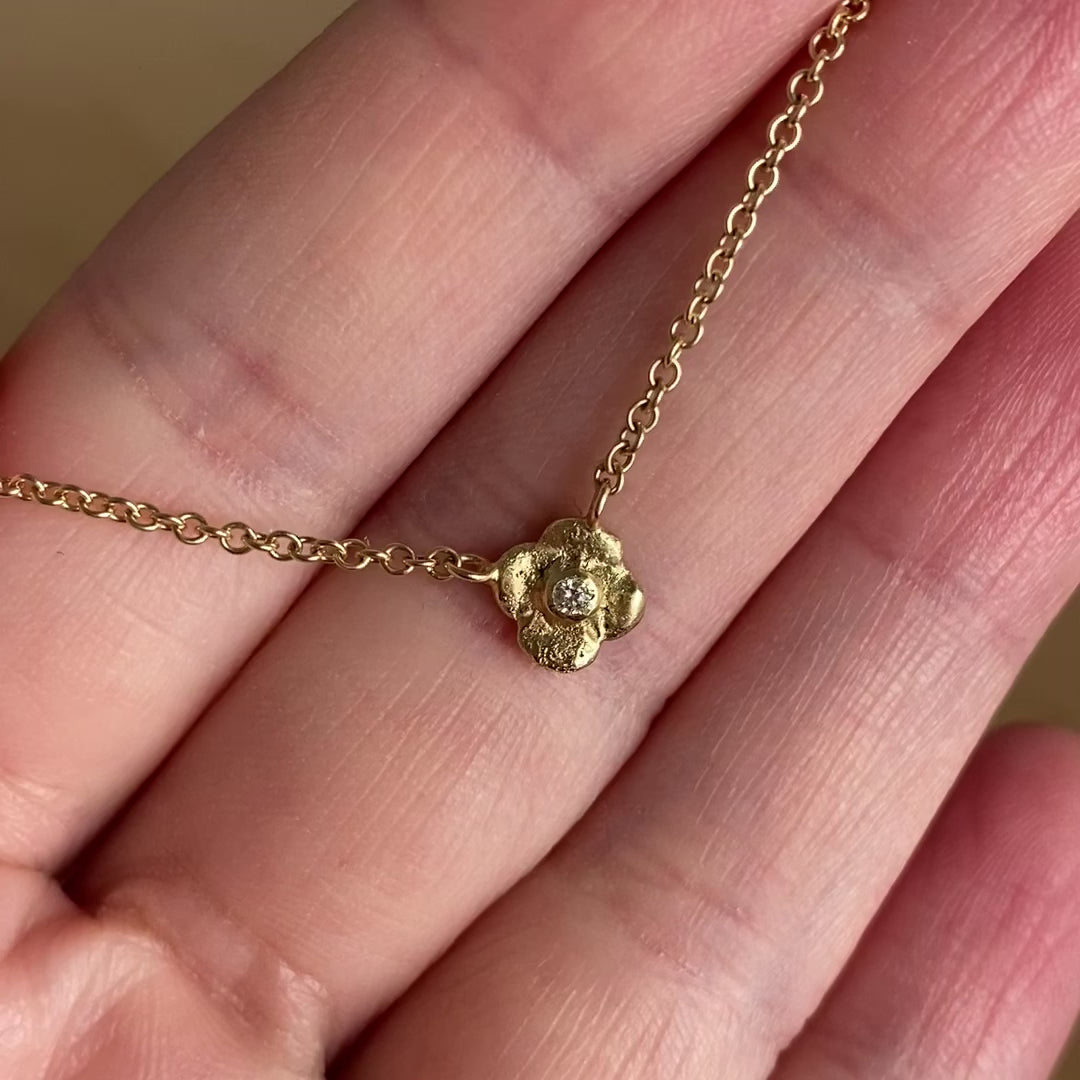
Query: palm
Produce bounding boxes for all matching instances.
[3,1,1080,1077]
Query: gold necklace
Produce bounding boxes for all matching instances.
[2,2,870,673]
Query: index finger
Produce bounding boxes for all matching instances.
[0,0,825,869]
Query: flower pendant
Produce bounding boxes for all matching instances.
[492,518,645,672]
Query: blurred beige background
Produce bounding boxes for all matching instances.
[1,2,1077,1075]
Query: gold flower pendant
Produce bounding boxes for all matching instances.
[491,519,645,673]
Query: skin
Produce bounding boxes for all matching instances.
[0,0,1079,1076]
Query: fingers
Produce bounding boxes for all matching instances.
[339,216,1080,1080]
[771,725,1080,1080]
[0,874,308,1080]
[0,0,819,868]
[75,0,1080,1063]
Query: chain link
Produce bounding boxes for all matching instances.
[588,0,870,525]
[0,474,496,583]
[3,2,869,574]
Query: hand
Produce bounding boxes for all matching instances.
[2,1,1079,1077]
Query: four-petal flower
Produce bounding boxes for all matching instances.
[492,518,645,672]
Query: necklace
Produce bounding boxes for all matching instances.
[2,2,870,673]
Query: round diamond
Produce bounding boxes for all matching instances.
[548,572,600,621]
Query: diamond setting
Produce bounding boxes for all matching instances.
[547,572,600,621]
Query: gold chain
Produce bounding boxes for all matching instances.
[587,0,870,525]
[0,473,496,582]
[2,1,869,583]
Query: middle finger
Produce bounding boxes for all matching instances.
[79,0,1080,1058]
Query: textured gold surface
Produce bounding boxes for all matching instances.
[494,519,644,672]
